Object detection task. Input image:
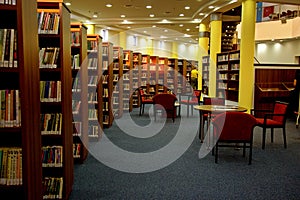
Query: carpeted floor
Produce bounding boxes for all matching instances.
[69,106,300,200]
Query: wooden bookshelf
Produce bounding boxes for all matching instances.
[37,1,73,199]
[149,56,159,95]
[112,46,123,118]
[70,23,88,163]
[216,50,240,102]
[202,56,210,95]
[167,58,178,94]
[87,34,103,141]
[158,57,168,94]
[141,54,150,95]
[132,52,142,108]
[123,50,133,112]
[102,42,113,128]
[0,0,42,199]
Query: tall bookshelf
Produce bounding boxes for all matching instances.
[123,50,133,112]
[0,0,42,199]
[149,56,158,95]
[167,58,178,94]
[102,42,113,128]
[141,54,150,95]
[202,55,210,95]
[70,23,88,163]
[112,46,123,118]
[216,50,240,102]
[132,52,142,108]
[158,57,168,94]
[87,34,103,141]
[37,0,73,199]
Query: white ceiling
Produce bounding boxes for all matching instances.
[67,0,300,44]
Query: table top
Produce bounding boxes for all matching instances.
[194,105,247,113]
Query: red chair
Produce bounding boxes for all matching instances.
[211,112,258,165]
[152,93,178,122]
[179,90,201,117]
[138,89,153,116]
[251,101,289,149]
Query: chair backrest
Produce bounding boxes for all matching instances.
[203,97,225,105]
[272,101,289,123]
[139,89,149,102]
[212,112,257,141]
[153,93,177,110]
[191,90,201,102]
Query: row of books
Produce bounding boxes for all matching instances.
[72,77,81,92]
[40,113,62,135]
[37,11,60,34]
[72,100,81,114]
[88,109,98,120]
[87,40,98,51]
[0,0,16,5]
[88,125,99,138]
[0,29,17,68]
[87,57,98,69]
[40,81,61,102]
[71,31,80,47]
[41,146,63,167]
[0,147,22,186]
[39,47,60,68]
[72,121,82,136]
[0,89,21,128]
[71,54,80,69]
[42,177,63,199]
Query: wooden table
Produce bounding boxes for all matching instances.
[194,105,248,143]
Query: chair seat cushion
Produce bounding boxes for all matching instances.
[256,118,283,126]
[143,99,153,103]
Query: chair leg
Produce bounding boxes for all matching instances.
[187,105,190,117]
[142,104,145,115]
[191,105,194,116]
[262,127,266,149]
[271,128,274,143]
[243,143,246,157]
[249,143,253,165]
[215,143,218,163]
[139,104,142,116]
[283,127,287,148]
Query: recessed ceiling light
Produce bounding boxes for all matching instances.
[199,13,205,16]
[127,26,131,29]
[146,5,152,9]
[65,2,71,6]
[121,14,126,18]
[185,6,190,10]
[93,14,98,18]
[164,29,168,32]
[106,4,112,7]
[162,19,168,23]
[208,6,214,9]
[152,25,156,28]
[186,28,190,31]
[179,13,184,17]
[179,24,184,27]
[149,14,155,17]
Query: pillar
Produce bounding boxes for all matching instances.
[239,0,256,111]
[171,42,178,58]
[147,38,153,55]
[119,31,127,49]
[198,23,210,91]
[209,13,222,97]
[85,24,95,34]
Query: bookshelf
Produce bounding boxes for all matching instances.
[184,59,191,94]
[102,42,113,128]
[141,54,150,95]
[167,58,178,94]
[158,57,168,94]
[37,0,73,199]
[132,52,142,108]
[0,0,42,199]
[87,34,103,141]
[123,50,133,112]
[202,55,210,95]
[149,56,158,95]
[70,23,88,163]
[112,46,123,118]
[216,50,240,102]
[178,59,187,94]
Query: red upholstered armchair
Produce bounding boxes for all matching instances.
[251,101,289,149]
[179,90,201,117]
[211,112,258,165]
[138,89,154,116]
[152,93,178,122]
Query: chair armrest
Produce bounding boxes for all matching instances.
[250,109,272,116]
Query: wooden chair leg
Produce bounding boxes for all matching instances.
[187,104,190,117]
[262,128,266,149]
[139,104,142,116]
[271,128,274,143]
[243,143,246,157]
[283,127,287,148]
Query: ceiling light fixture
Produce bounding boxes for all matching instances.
[179,13,184,17]
[208,6,214,9]
[106,4,112,8]
[149,14,155,17]
[120,14,126,18]
[93,14,98,18]
[65,2,71,6]
[185,6,190,10]
[146,5,152,9]
[179,24,184,27]
[152,25,156,27]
